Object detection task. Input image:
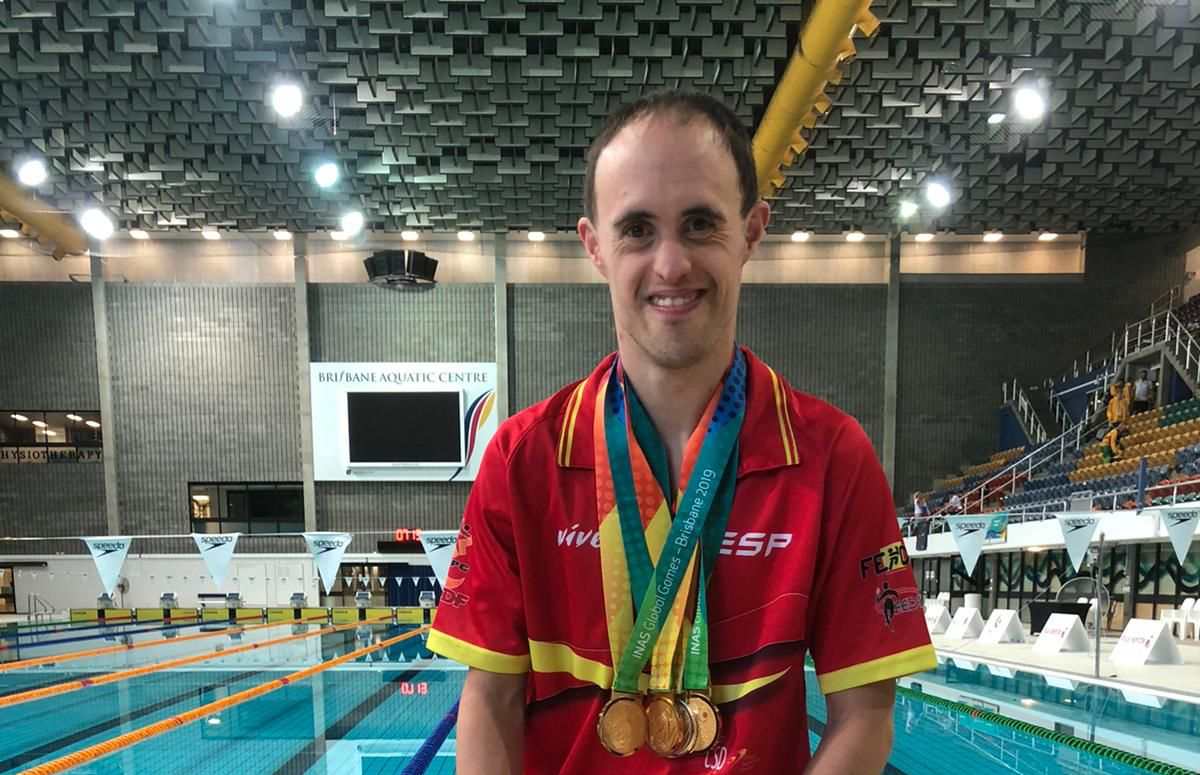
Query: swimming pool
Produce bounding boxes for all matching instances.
[0,622,1192,774]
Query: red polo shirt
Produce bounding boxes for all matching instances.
[428,347,935,774]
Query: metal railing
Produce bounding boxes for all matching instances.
[1149,284,1185,317]
[1002,379,1049,445]
[25,593,54,624]
[1116,309,1200,389]
[905,475,1200,536]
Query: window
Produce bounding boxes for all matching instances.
[0,410,103,463]
[189,482,304,534]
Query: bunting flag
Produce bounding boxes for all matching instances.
[191,533,240,587]
[419,530,460,587]
[946,515,991,574]
[81,537,132,597]
[303,532,353,594]
[1158,506,1200,565]
[1056,512,1101,571]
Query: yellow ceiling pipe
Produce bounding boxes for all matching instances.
[752,0,880,199]
[0,175,89,258]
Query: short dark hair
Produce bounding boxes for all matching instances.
[582,91,758,221]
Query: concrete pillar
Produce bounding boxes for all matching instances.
[882,237,901,489]
[492,234,510,420]
[293,235,317,532]
[90,247,120,535]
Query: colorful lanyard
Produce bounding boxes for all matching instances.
[593,349,745,695]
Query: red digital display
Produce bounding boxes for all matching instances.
[394,528,424,542]
[399,681,429,695]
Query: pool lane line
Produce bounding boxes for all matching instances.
[2,618,212,653]
[0,614,331,674]
[0,668,265,774]
[895,685,1194,775]
[20,625,431,775]
[0,615,398,709]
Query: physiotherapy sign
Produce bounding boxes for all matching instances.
[0,446,102,464]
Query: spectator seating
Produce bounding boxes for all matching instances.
[1174,293,1200,331]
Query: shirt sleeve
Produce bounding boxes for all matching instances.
[426,437,531,674]
[808,418,936,695]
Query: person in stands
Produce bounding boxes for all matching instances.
[1106,383,1129,425]
[1101,424,1123,463]
[1131,369,1154,415]
[947,492,962,514]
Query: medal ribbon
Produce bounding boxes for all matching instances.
[594,349,746,695]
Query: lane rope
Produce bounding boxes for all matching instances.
[0,615,329,674]
[400,700,460,775]
[20,625,431,775]
[0,615,394,709]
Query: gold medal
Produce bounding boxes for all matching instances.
[645,694,695,758]
[683,692,722,753]
[597,693,646,756]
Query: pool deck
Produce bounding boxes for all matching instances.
[932,632,1200,707]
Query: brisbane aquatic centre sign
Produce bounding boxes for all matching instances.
[0,446,102,464]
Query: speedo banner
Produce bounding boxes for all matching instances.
[191,533,240,587]
[81,536,132,597]
[946,515,990,575]
[419,530,460,587]
[1158,507,1200,565]
[303,532,353,594]
[1056,512,1101,571]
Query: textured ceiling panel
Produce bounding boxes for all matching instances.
[0,0,1198,236]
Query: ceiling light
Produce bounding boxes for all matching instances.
[924,181,951,210]
[400,230,419,241]
[0,229,20,239]
[1026,546,1046,553]
[340,211,364,236]
[192,494,211,504]
[314,162,339,188]
[846,231,866,243]
[270,83,304,118]
[31,419,48,428]
[983,231,1004,243]
[987,113,1006,125]
[11,414,29,422]
[201,228,221,240]
[79,209,114,241]
[457,230,476,242]
[915,233,934,242]
[129,229,150,240]
[85,420,101,429]
[272,230,292,241]
[528,231,546,242]
[898,201,919,219]
[17,159,47,187]
[330,230,349,241]
[790,230,811,242]
[66,414,82,422]
[44,430,57,437]
[1014,88,1046,121]
[1038,232,1059,242]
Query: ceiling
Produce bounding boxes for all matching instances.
[1,0,1198,237]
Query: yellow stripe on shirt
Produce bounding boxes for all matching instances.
[816,644,938,695]
[528,640,789,705]
[426,629,532,674]
[767,366,797,465]
[558,380,588,466]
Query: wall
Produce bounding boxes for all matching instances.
[106,285,301,540]
[308,284,494,532]
[0,283,106,538]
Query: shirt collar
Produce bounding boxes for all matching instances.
[555,346,803,476]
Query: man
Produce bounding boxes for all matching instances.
[427,92,935,774]
[1132,369,1153,415]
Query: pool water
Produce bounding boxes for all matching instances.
[0,623,1191,774]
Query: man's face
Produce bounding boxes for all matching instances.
[578,115,769,371]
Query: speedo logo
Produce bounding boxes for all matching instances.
[1064,518,1093,533]
[90,542,127,556]
[199,537,234,550]
[555,526,793,558]
[311,539,345,553]
[953,521,987,536]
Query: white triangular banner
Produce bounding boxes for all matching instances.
[979,609,1025,645]
[192,533,240,588]
[419,530,460,587]
[303,532,353,594]
[1056,512,1101,571]
[82,536,132,597]
[946,516,990,574]
[1158,507,1200,565]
